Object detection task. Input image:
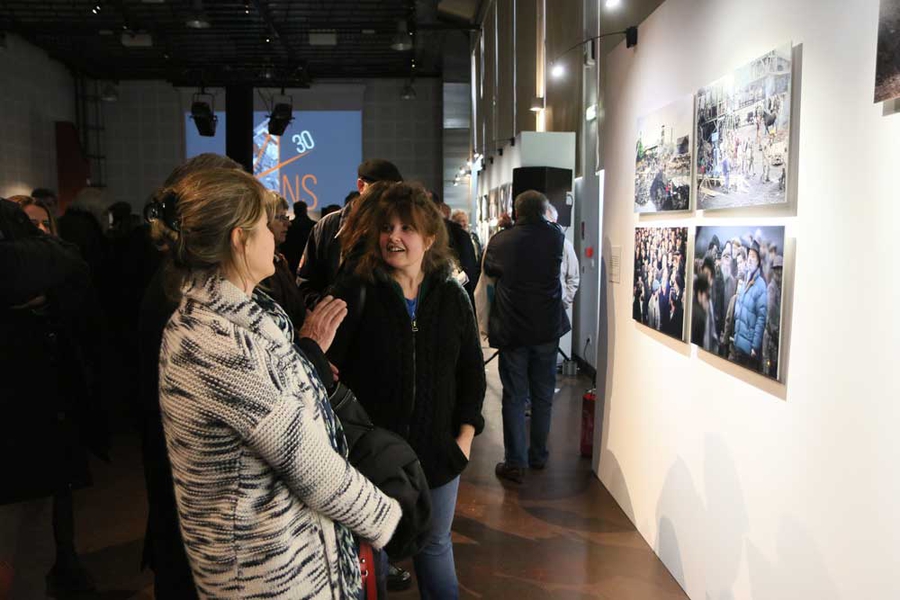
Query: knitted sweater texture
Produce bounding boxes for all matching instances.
[159,273,401,599]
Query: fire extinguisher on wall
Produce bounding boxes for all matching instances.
[580,388,596,458]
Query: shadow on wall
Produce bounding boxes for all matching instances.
[655,436,839,599]
[593,235,616,469]
[745,518,840,600]
[655,437,749,597]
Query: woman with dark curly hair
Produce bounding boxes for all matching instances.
[330,181,486,600]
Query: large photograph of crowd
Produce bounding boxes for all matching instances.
[696,45,792,210]
[692,226,785,380]
[633,227,689,341]
[875,0,900,103]
[634,96,693,213]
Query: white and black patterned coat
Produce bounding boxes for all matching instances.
[159,273,401,599]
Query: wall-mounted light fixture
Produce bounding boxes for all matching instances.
[530,96,545,112]
[548,25,638,81]
[585,103,598,121]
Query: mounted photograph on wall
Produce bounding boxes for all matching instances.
[696,44,793,210]
[875,0,900,102]
[692,226,786,381]
[634,95,693,213]
[633,227,689,341]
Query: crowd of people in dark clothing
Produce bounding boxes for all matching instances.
[632,227,688,340]
[0,155,490,599]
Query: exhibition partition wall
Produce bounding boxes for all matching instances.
[597,0,899,598]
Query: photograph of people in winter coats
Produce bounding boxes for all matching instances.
[692,226,785,380]
[633,227,688,341]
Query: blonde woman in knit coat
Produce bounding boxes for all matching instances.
[156,168,401,599]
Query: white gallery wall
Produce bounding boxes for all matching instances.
[596,0,899,598]
[0,34,76,199]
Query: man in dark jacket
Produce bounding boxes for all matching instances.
[280,200,315,276]
[296,158,403,308]
[484,190,570,483]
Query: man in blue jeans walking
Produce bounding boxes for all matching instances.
[483,190,571,483]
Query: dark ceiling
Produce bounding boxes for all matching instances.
[0,0,481,85]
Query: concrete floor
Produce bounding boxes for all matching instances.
[3,353,688,599]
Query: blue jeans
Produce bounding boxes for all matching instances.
[413,476,461,599]
[498,342,558,468]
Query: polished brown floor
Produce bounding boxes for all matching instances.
[4,352,687,599]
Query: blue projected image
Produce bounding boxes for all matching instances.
[185,110,362,213]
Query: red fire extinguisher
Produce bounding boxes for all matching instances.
[580,388,596,458]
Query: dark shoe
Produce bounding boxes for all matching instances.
[46,560,96,597]
[529,461,546,471]
[386,562,412,592]
[495,462,525,484]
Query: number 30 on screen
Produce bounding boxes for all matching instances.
[292,131,315,154]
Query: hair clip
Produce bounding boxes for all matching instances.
[144,190,181,232]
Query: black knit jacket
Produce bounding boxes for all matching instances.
[330,269,486,489]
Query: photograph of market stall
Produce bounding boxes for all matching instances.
[696,44,793,210]
[634,95,694,213]
[875,0,900,103]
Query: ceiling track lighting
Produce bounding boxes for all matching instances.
[391,19,413,51]
[100,82,119,102]
[190,89,218,137]
[185,0,211,29]
[267,89,294,136]
[400,80,416,100]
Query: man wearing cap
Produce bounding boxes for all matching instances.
[296,158,403,308]
[762,254,783,378]
[733,239,769,370]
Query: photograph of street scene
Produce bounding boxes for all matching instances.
[696,45,792,210]
[633,227,689,342]
[875,0,900,103]
[692,226,786,381]
[634,96,693,213]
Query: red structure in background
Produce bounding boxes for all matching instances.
[580,388,596,458]
[55,121,90,213]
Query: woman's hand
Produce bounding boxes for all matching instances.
[298,296,348,354]
[456,424,476,460]
[329,362,340,384]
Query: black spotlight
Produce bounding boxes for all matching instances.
[268,96,294,136]
[625,26,638,49]
[190,92,217,137]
